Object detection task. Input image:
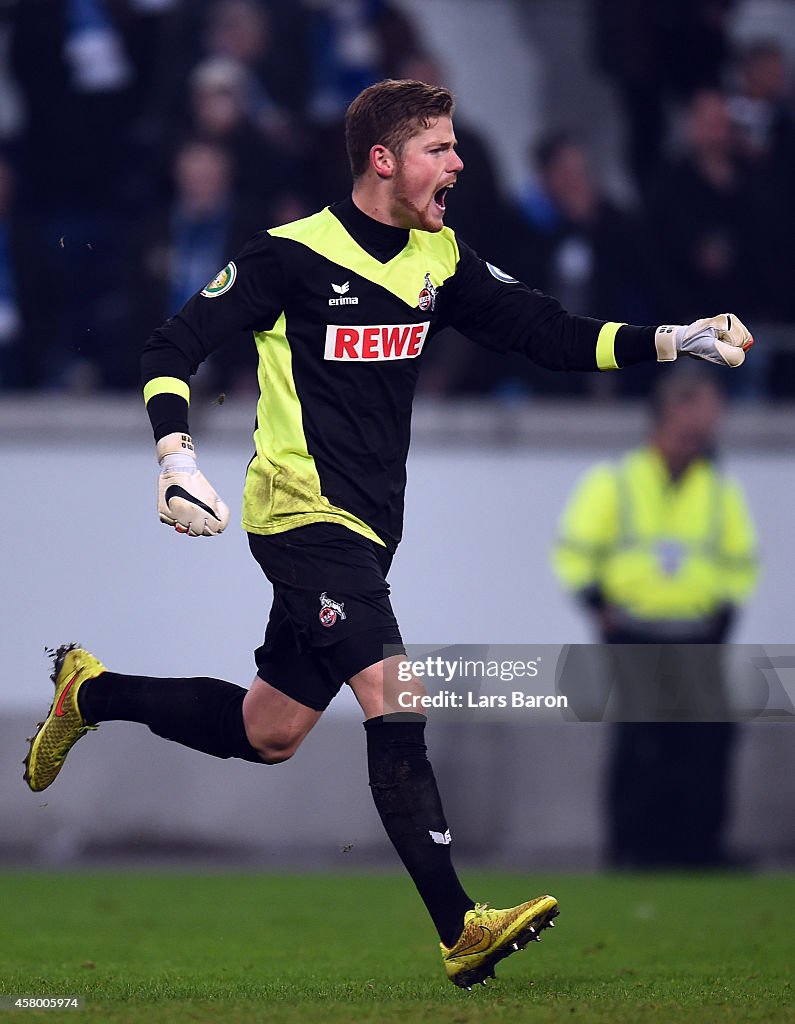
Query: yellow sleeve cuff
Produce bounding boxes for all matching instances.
[143,376,191,406]
[595,322,624,371]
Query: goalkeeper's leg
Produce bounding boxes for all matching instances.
[79,666,319,764]
[351,658,475,948]
[24,644,322,791]
[351,657,559,985]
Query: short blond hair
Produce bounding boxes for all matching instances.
[345,79,455,178]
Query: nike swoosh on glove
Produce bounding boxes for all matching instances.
[156,433,230,537]
[655,314,754,367]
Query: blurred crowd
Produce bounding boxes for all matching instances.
[0,0,793,399]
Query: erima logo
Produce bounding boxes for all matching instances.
[429,829,452,845]
[325,322,429,360]
[329,281,359,306]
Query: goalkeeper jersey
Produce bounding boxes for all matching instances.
[141,197,656,551]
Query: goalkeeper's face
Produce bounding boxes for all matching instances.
[390,116,463,232]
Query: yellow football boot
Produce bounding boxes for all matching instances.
[441,895,559,988]
[24,645,106,792]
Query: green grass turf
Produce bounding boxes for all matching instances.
[0,872,792,1023]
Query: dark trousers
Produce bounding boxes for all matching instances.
[604,634,736,868]
[606,721,736,868]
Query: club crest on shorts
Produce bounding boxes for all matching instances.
[418,272,437,312]
[319,592,347,628]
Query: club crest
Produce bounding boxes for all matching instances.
[418,272,437,312]
[319,592,347,628]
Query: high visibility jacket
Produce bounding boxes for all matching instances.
[552,447,758,631]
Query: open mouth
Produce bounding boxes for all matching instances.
[434,184,454,211]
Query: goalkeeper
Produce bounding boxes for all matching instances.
[24,78,753,988]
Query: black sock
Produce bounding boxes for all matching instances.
[77,672,263,763]
[364,714,474,947]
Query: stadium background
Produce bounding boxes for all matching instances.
[1,0,793,870]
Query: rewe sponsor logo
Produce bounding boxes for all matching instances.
[329,281,359,306]
[324,322,430,361]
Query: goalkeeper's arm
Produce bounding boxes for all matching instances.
[141,308,230,537]
[140,237,286,537]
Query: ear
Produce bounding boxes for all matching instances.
[370,144,396,179]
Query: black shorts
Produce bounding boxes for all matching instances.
[248,523,405,711]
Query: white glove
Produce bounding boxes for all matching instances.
[156,433,230,537]
[655,314,754,367]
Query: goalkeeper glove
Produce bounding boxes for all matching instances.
[156,433,230,537]
[655,314,753,367]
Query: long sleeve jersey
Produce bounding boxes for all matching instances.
[142,197,657,552]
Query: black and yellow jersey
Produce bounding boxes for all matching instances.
[142,197,657,551]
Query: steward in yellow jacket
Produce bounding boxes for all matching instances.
[552,371,759,867]
[553,398,757,643]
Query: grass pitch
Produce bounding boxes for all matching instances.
[0,871,792,1023]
